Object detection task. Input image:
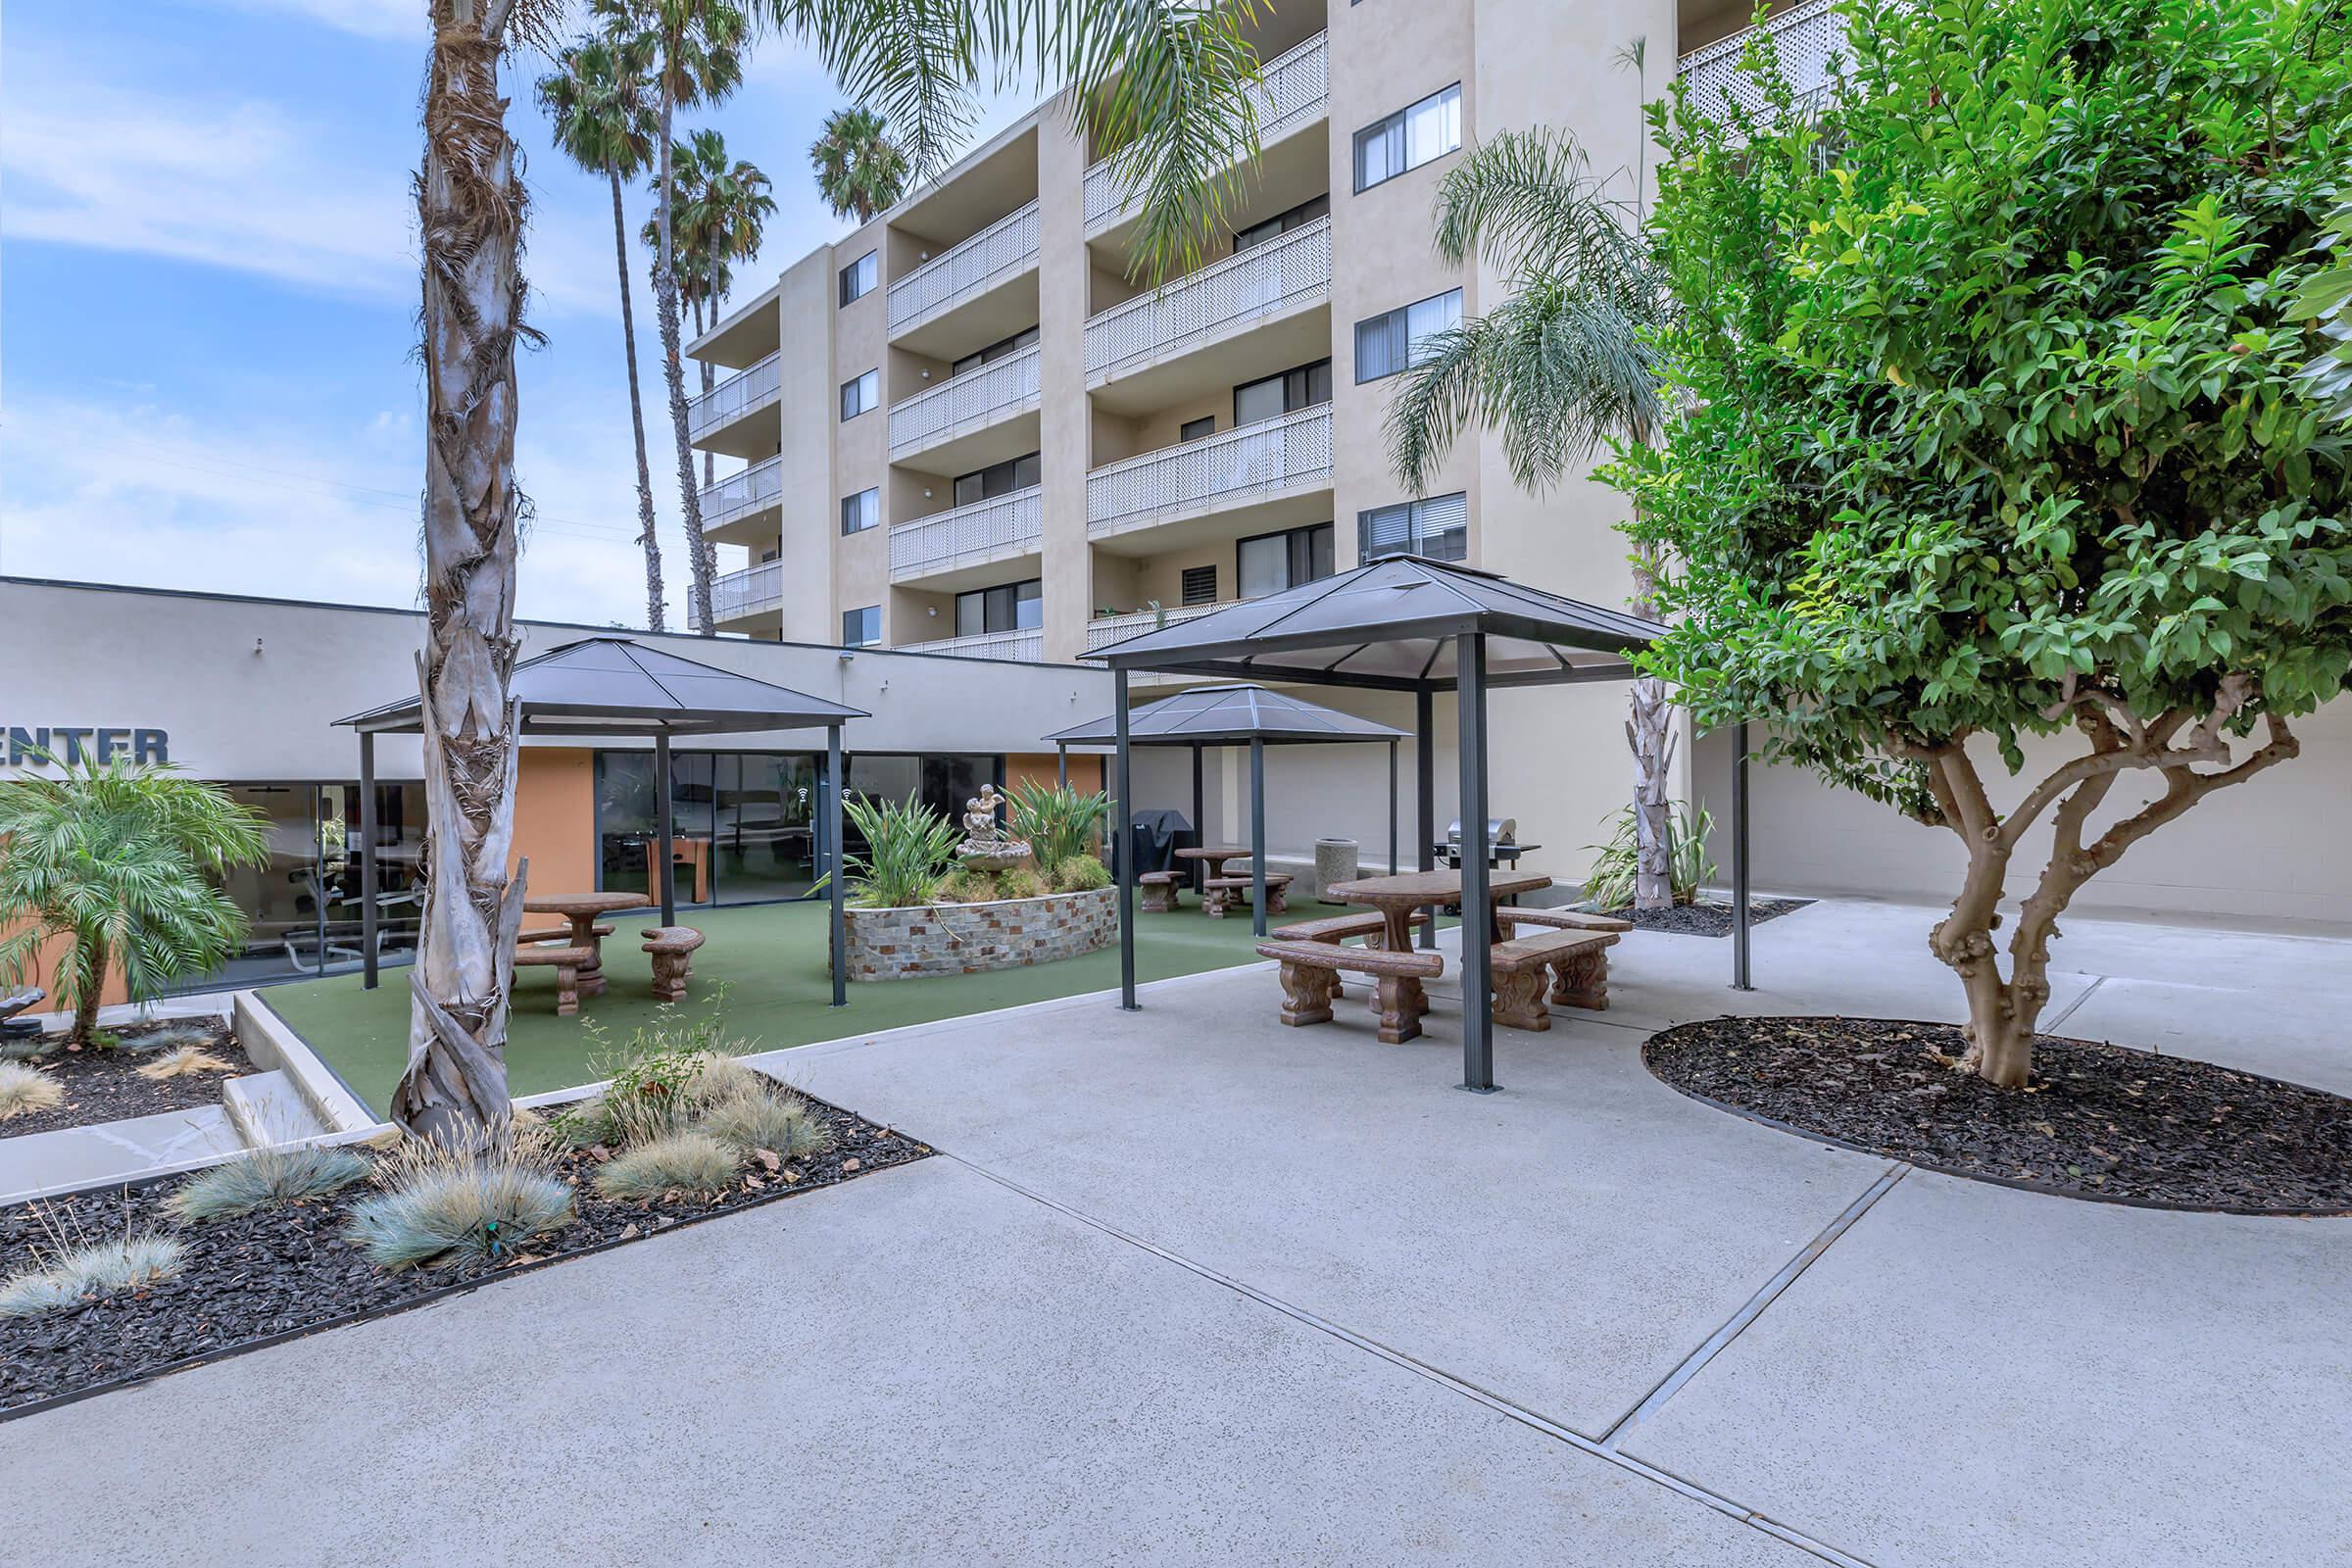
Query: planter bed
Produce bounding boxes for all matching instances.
[1,1094,931,1419]
[1595,897,1811,937]
[0,1018,249,1141]
[1643,1014,2352,1214]
[843,886,1116,980]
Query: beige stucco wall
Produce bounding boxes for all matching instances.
[773,247,838,645]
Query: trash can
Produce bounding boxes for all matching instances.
[1314,837,1359,904]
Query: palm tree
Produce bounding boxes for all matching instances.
[0,757,269,1047]
[1383,124,1683,909]
[808,106,907,223]
[648,127,775,513]
[537,32,671,634]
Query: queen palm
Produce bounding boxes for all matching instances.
[0,758,269,1047]
[404,0,1270,1143]
[1383,124,1682,909]
[809,106,907,223]
[647,127,775,514]
[537,32,670,633]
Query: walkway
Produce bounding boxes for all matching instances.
[4,899,2345,1565]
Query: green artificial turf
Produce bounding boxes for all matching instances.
[265,897,1303,1114]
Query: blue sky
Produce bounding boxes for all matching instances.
[0,0,1031,626]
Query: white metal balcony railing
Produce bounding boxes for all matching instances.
[698,453,783,532]
[887,341,1042,460]
[1676,0,1841,122]
[1084,31,1330,231]
[711,561,784,622]
[1087,404,1332,536]
[889,485,1044,583]
[898,626,1046,663]
[1084,601,1227,653]
[1085,217,1330,379]
[687,351,780,442]
[886,199,1042,334]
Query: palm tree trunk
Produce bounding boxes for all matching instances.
[653,87,714,636]
[402,3,525,1144]
[692,295,715,492]
[612,169,667,634]
[70,936,107,1047]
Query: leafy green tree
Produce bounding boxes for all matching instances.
[1620,0,2352,1086]
[809,106,908,222]
[538,31,671,633]
[0,759,269,1046]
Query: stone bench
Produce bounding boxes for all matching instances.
[641,926,706,1003]
[1255,940,1444,1045]
[1139,870,1185,913]
[1204,872,1293,919]
[1488,927,1621,1031]
[1270,910,1431,994]
[512,945,596,1016]
[1495,907,1634,936]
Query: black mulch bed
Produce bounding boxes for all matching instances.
[1644,1015,2352,1214]
[1597,898,1812,937]
[0,1019,248,1141]
[0,1096,932,1418]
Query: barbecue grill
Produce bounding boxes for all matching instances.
[1436,817,1537,870]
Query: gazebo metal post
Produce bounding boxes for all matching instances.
[1056,743,1067,787]
[1732,720,1752,991]
[1114,669,1138,1010]
[1457,633,1495,1093]
[827,723,847,1006]
[1387,739,1398,877]
[655,730,676,928]
[359,731,378,990]
[1415,686,1437,950]
[1249,736,1268,938]
[1190,742,1205,894]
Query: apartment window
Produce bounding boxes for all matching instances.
[840,487,880,535]
[1238,522,1336,599]
[950,324,1039,378]
[1354,84,1462,193]
[1355,289,1463,382]
[1358,493,1468,564]
[840,368,879,420]
[1180,416,1217,442]
[1181,564,1218,606]
[1233,193,1330,254]
[951,451,1042,508]
[954,577,1042,638]
[842,605,881,648]
[1234,358,1332,427]
[839,250,878,306]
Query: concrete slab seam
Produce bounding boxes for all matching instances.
[1599,1162,1910,1454]
[2040,973,2107,1033]
[943,1152,1882,1568]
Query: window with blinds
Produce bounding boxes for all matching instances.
[839,488,879,535]
[1357,493,1467,563]
[1353,84,1462,193]
[1181,564,1218,606]
[1354,288,1463,382]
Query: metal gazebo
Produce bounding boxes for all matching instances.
[1085,553,1689,1093]
[1045,683,1409,937]
[338,636,869,1004]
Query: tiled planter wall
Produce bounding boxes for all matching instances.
[840,888,1116,981]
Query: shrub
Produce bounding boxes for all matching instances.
[1050,854,1112,894]
[115,1022,218,1055]
[0,1232,185,1319]
[1004,782,1112,867]
[1583,803,1716,909]
[936,867,998,904]
[995,866,1047,901]
[0,1061,63,1120]
[167,1144,372,1223]
[838,792,961,908]
[346,1132,574,1270]
[594,1130,741,1200]
[700,1084,834,1162]
[136,1046,232,1080]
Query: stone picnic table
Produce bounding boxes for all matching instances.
[523,891,643,997]
[1324,867,1552,956]
[1173,846,1256,881]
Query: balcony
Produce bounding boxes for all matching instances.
[1084,601,1226,653]
[889,485,1043,588]
[687,351,780,452]
[1084,30,1328,234]
[1677,0,1841,121]
[1087,405,1332,546]
[1086,217,1330,384]
[887,341,1042,466]
[886,199,1041,343]
[897,626,1045,663]
[711,561,784,625]
[698,454,782,541]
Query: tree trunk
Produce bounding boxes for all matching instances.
[653,87,714,636]
[693,295,715,492]
[70,936,106,1046]
[611,168,667,634]
[1627,542,1675,909]
[401,3,525,1145]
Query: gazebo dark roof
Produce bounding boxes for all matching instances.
[339,636,868,738]
[1083,554,1661,689]
[1046,683,1408,749]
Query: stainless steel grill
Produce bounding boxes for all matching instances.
[1436,817,1535,869]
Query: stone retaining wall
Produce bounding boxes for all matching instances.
[841,887,1117,981]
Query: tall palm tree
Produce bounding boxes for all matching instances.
[537,32,671,634]
[647,127,775,509]
[1383,124,1683,909]
[808,106,907,222]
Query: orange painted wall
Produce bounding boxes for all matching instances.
[1006,753,1103,794]
[511,747,598,898]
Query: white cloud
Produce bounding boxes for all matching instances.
[216,0,418,42]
